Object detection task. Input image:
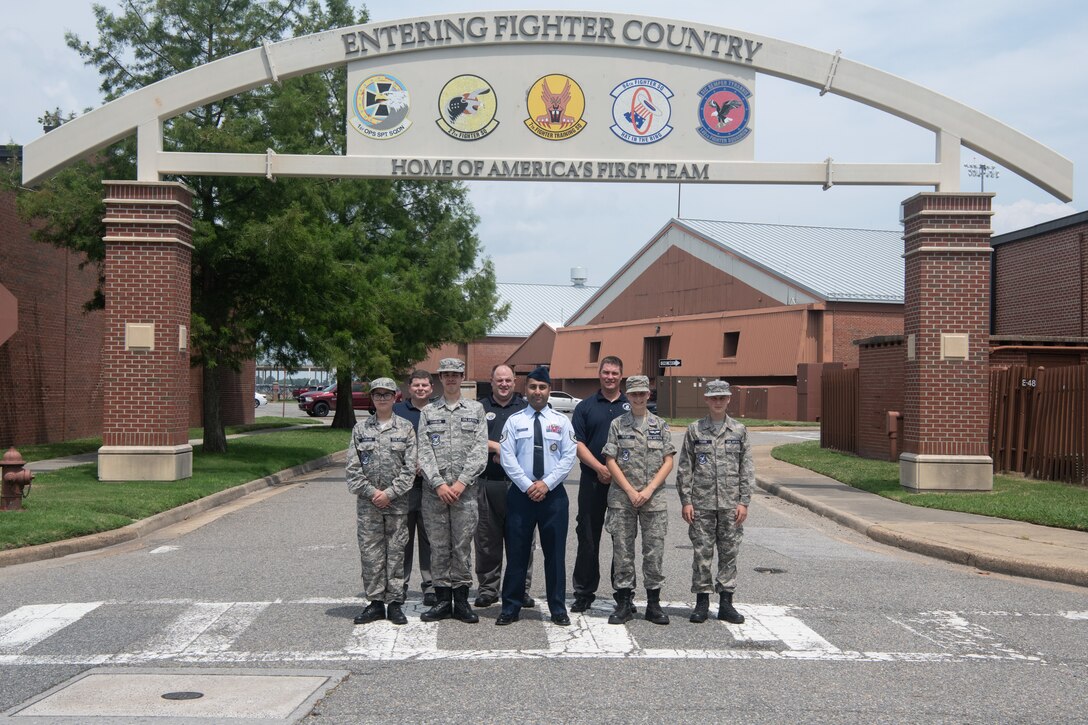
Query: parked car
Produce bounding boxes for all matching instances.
[297,381,401,417]
[254,392,268,408]
[292,384,323,399]
[547,390,582,413]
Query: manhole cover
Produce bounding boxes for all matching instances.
[754,566,788,574]
[161,691,204,700]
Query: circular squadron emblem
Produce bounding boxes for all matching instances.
[609,78,674,145]
[436,75,499,141]
[524,74,587,141]
[351,73,412,140]
[696,79,752,146]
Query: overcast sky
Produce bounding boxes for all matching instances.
[3,0,1085,287]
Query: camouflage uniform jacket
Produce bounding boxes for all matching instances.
[417,397,489,489]
[601,412,676,512]
[345,414,418,514]
[676,415,754,510]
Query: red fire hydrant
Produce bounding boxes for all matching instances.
[1,447,33,511]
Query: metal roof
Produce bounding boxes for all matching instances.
[492,283,599,337]
[677,218,904,303]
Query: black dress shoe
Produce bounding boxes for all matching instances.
[550,613,571,626]
[495,612,520,626]
[474,594,498,608]
[422,592,437,607]
[523,595,536,609]
[570,596,594,613]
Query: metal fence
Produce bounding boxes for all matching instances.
[990,365,1088,485]
[821,367,858,454]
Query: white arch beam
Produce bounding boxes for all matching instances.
[21,11,1073,201]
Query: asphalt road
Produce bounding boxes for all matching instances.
[1,428,1085,723]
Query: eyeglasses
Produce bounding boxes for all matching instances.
[372,392,395,400]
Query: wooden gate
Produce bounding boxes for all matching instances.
[821,367,859,454]
[990,364,1088,484]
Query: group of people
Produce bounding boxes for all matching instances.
[345,355,754,628]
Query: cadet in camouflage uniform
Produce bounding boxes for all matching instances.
[675,379,753,624]
[346,377,418,626]
[417,357,489,623]
[601,375,676,625]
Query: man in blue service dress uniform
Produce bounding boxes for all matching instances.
[496,366,578,626]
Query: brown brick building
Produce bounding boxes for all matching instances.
[0,184,253,448]
[548,218,906,415]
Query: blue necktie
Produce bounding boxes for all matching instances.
[533,411,545,480]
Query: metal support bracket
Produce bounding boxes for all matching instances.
[820,50,842,96]
[265,148,277,181]
[262,39,280,84]
[823,157,834,190]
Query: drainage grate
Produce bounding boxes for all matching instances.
[753,566,788,574]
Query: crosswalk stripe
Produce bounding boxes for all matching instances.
[888,610,1034,660]
[0,602,103,654]
[0,600,1059,664]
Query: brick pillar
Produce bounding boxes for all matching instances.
[98,181,194,481]
[899,192,993,491]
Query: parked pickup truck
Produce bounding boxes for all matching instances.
[297,381,401,417]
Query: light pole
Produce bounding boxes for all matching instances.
[965,159,999,192]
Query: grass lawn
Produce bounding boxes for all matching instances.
[773,440,1088,532]
[11,417,324,463]
[0,427,351,551]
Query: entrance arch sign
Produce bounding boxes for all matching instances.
[21,11,1072,201]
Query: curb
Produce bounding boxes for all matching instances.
[0,451,346,569]
[756,475,1088,589]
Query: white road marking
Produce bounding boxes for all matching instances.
[0,602,103,654]
[1061,611,1088,620]
[888,610,1035,661]
[148,545,179,554]
[0,600,1053,665]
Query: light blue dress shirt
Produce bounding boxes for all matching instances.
[499,405,578,492]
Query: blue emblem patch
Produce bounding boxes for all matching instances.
[360,452,372,465]
[696,79,752,146]
[620,449,631,463]
[430,433,442,447]
[609,78,673,145]
[697,453,708,465]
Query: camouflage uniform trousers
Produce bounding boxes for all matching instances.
[356,497,409,604]
[422,486,479,588]
[604,507,668,591]
[688,508,743,594]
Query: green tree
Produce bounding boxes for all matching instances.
[18,0,505,444]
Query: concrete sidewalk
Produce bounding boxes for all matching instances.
[754,445,1088,588]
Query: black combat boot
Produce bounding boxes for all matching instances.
[386,602,408,625]
[420,586,453,622]
[718,591,745,624]
[353,601,385,625]
[644,589,669,625]
[689,593,710,624]
[607,589,634,625]
[452,586,479,623]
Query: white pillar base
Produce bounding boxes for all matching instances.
[899,452,993,492]
[97,445,193,481]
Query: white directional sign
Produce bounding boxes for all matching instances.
[659,359,682,367]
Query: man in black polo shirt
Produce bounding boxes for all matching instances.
[475,364,535,608]
[392,369,436,606]
[571,355,629,612]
